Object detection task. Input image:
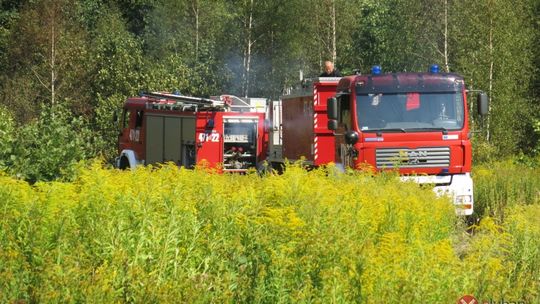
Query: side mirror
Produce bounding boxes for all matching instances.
[327,97,338,120]
[328,119,338,131]
[477,92,488,116]
[345,130,359,145]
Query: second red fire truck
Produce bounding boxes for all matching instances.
[116,92,268,172]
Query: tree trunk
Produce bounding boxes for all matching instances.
[331,0,336,63]
[487,15,493,142]
[242,0,254,97]
[469,81,474,127]
[31,1,60,108]
[51,21,56,106]
[50,3,58,108]
[444,0,449,72]
[192,0,199,62]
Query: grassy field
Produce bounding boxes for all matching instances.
[0,162,538,303]
[473,159,540,221]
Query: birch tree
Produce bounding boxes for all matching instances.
[144,0,230,95]
[0,0,93,120]
[453,0,535,154]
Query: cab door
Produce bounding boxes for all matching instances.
[118,107,145,160]
[118,108,132,152]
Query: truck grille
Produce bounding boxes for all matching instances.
[376,147,450,168]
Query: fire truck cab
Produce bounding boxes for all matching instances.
[327,65,488,215]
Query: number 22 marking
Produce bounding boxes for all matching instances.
[198,133,220,142]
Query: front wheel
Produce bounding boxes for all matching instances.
[118,156,130,170]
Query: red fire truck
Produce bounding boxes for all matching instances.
[116,92,268,172]
[323,65,488,215]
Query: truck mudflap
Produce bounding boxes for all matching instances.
[400,173,474,216]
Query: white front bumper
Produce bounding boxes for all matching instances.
[400,173,474,216]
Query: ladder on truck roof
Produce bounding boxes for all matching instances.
[141,92,227,112]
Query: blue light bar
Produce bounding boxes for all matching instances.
[430,64,439,73]
[371,65,382,75]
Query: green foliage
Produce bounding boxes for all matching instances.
[0,163,538,302]
[93,93,125,161]
[472,137,498,163]
[453,0,536,154]
[90,9,144,99]
[5,104,96,183]
[0,0,95,120]
[0,105,15,170]
[473,159,540,221]
[534,119,540,154]
[0,0,20,70]
[141,54,194,94]
[143,0,231,96]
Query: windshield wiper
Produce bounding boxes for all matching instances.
[365,127,450,134]
[365,128,407,133]
[406,127,449,134]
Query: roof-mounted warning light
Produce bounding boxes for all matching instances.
[371,65,382,75]
[430,64,440,73]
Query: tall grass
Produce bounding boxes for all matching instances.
[0,163,538,303]
[473,159,540,221]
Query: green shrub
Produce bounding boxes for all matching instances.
[0,105,15,170]
[6,103,97,182]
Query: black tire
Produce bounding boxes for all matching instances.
[271,162,285,175]
[119,156,130,170]
[256,161,272,176]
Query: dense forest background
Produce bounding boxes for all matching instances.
[0,0,539,181]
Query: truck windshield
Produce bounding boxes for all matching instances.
[356,92,464,132]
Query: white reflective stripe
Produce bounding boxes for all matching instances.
[223,116,259,121]
[313,85,319,158]
[314,136,319,160]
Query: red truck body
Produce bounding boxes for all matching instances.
[117,94,267,172]
[267,78,340,166]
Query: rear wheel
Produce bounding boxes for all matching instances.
[271,162,285,175]
[256,161,272,176]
